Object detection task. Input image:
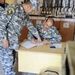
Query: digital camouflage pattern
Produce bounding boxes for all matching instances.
[0,3,40,75]
[0,3,40,50]
[28,24,62,44]
[0,3,15,75]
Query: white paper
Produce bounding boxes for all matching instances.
[36,42,43,46]
[20,41,43,49]
[20,41,37,49]
[51,43,62,48]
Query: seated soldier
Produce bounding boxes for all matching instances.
[28,18,62,44]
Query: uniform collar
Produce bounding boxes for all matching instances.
[0,6,5,11]
[0,3,8,9]
[19,3,28,15]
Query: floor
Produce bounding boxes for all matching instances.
[0,59,23,75]
[0,60,37,75]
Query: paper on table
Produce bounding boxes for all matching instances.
[20,41,37,49]
[20,41,43,49]
[51,43,62,48]
[36,42,43,46]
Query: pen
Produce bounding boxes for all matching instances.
[50,46,56,48]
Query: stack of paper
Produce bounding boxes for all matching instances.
[20,41,43,49]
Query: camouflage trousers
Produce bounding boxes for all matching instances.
[0,48,15,75]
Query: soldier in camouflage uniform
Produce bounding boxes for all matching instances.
[0,0,8,74]
[0,0,16,67]
[28,18,62,44]
[0,0,41,75]
[0,0,8,12]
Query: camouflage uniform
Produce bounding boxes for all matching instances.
[0,3,40,75]
[0,3,8,14]
[0,5,4,12]
[0,2,11,75]
[28,24,62,44]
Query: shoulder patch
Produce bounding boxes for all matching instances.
[7,6,16,15]
[56,30,59,34]
[25,15,29,19]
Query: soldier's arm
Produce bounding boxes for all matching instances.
[49,27,62,44]
[0,4,15,38]
[0,13,8,40]
[35,24,40,28]
[27,32,34,41]
[0,4,15,48]
[0,12,9,48]
[25,17,41,42]
[27,24,39,41]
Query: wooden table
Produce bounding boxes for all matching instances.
[66,41,75,75]
[18,41,66,75]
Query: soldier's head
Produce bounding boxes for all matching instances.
[0,0,5,8]
[22,0,39,14]
[43,18,54,30]
[0,0,5,4]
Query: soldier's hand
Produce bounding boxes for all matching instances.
[3,39,9,48]
[43,40,49,44]
[31,38,37,44]
[37,37,41,43]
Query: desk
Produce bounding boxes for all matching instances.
[18,42,65,75]
[66,41,75,75]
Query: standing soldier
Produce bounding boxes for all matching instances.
[0,0,8,11]
[0,0,5,8]
[0,0,41,75]
[0,0,8,74]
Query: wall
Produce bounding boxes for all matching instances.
[6,0,17,4]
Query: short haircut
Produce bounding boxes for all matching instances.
[24,0,30,3]
[45,17,54,24]
[22,0,31,4]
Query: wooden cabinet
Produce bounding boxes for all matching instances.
[53,18,75,42]
[53,18,60,31]
[59,19,75,42]
[19,26,29,42]
[19,17,75,42]
[31,20,37,25]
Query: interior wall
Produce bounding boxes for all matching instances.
[6,0,17,4]
[17,0,43,4]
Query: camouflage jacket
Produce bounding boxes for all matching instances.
[28,24,62,44]
[0,3,8,11]
[0,3,39,50]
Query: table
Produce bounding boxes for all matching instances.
[66,41,75,75]
[18,41,66,75]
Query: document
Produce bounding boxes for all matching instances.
[20,41,43,49]
[50,43,62,48]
